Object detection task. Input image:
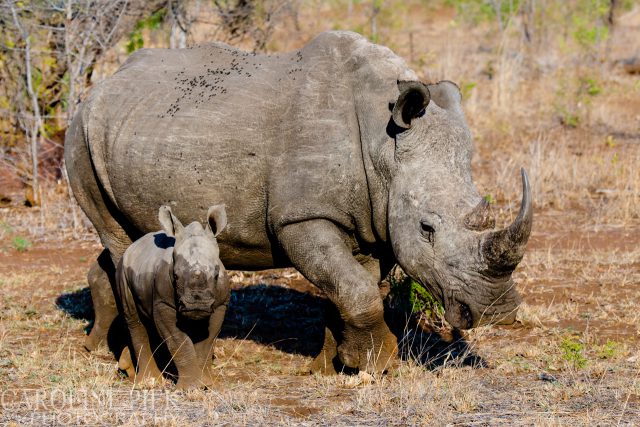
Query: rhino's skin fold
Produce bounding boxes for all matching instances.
[65,31,532,372]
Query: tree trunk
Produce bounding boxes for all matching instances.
[11,3,41,206]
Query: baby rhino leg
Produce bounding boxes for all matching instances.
[154,304,201,390]
[117,347,136,379]
[193,305,227,386]
[116,260,162,385]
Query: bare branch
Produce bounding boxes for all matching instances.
[10,1,43,204]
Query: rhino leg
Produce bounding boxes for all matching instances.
[278,219,398,374]
[193,304,227,386]
[65,115,136,351]
[154,303,203,390]
[311,258,393,375]
[116,262,163,385]
[117,346,136,379]
[85,250,118,351]
[126,321,163,386]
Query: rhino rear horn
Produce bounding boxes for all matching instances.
[481,168,533,275]
[206,204,227,237]
[392,81,431,129]
[464,198,496,231]
[158,205,184,237]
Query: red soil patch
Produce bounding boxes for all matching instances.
[0,242,100,276]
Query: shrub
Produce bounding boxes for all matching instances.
[560,337,587,369]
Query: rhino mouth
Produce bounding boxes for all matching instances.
[179,308,212,321]
[177,301,214,320]
[413,276,473,329]
[457,300,474,329]
[444,298,474,330]
[444,292,520,329]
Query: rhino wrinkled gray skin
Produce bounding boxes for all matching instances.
[116,205,229,390]
[65,31,532,374]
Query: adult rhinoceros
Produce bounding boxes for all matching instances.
[65,31,532,373]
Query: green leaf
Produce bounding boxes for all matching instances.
[12,236,31,252]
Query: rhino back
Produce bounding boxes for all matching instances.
[87,43,282,252]
[82,31,414,268]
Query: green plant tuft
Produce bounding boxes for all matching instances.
[460,81,477,101]
[560,110,580,128]
[560,337,587,369]
[389,273,444,317]
[582,77,602,96]
[12,236,31,252]
[597,340,618,359]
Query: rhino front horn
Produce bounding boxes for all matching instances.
[481,168,533,275]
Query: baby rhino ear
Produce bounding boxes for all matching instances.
[206,204,227,237]
[158,205,184,237]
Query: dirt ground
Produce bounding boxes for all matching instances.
[0,208,639,425]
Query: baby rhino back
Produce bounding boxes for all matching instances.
[120,232,175,316]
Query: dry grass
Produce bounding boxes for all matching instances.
[1,1,640,426]
[0,184,96,246]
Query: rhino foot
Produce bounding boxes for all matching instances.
[310,327,339,375]
[200,364,217,388]
[338,321,398,374]
[175,375,205,391]
[117,347,136,379]
[173,364,216,391]
[118,346,164,387]
[84,327,107,352]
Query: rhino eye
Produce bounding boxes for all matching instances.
[420,221,435,243]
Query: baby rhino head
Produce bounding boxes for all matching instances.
[158,204,229,321]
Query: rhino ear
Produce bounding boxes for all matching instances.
[206,204,227,237]
[158,205,184,237]
[428,80,463,114]
[392,80,431,129]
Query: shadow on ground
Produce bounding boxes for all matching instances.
[55,284,484,369]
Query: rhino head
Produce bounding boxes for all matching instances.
[382,80,532,329]
[158,204,229,321]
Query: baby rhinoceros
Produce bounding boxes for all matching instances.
[116,204,229,390]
